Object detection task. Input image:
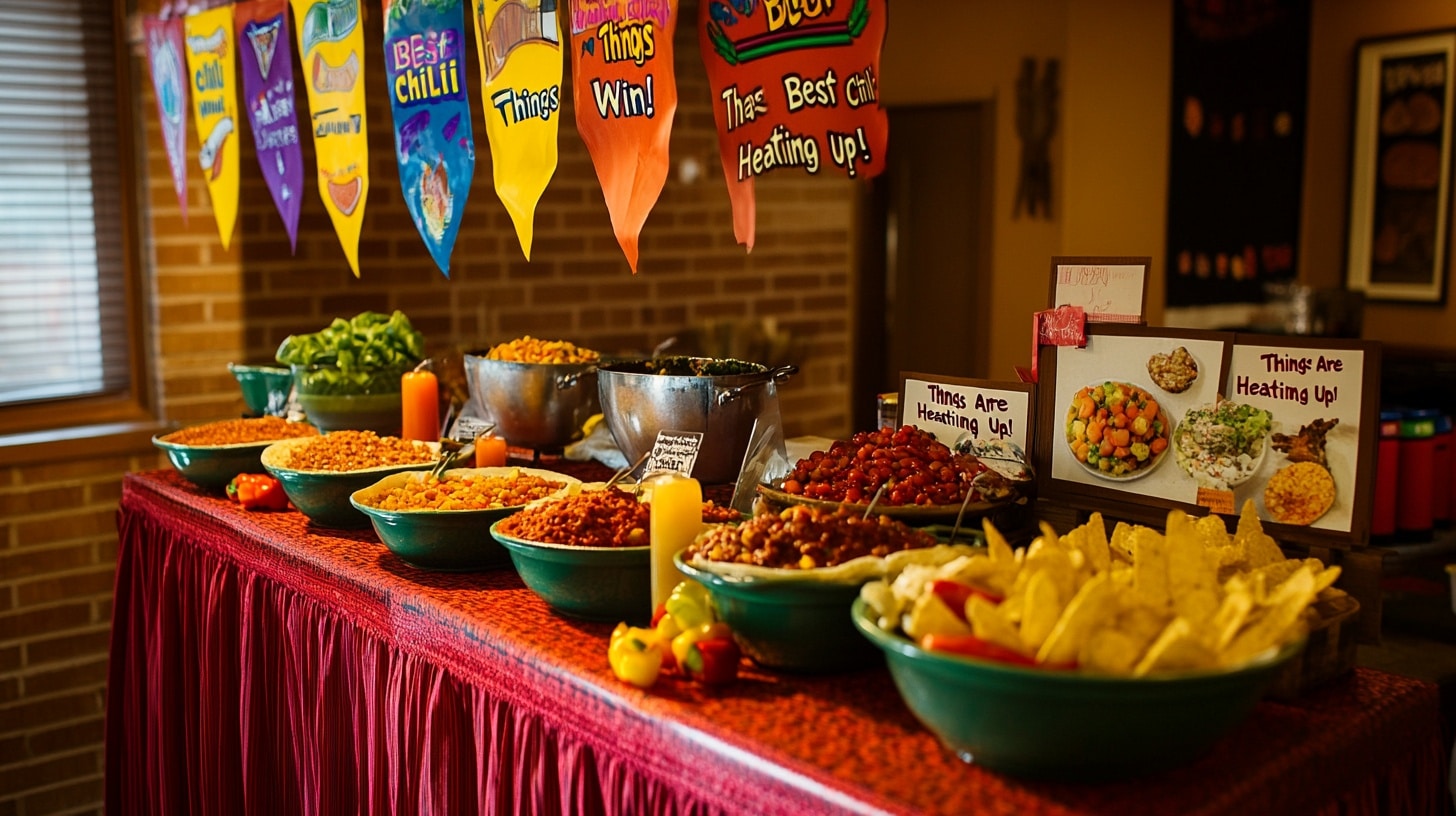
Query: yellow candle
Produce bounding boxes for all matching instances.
[400,370,439,442]
[475,434,508,468]
[648,472,702,613]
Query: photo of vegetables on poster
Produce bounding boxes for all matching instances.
[698,0,888,249]
[570,0,679,273]
[144,15,190,221]
[472,0,562,259]
[183,6,242,249]
[236,0,304,251]
[384,0,476,277]
[291,0,370,275]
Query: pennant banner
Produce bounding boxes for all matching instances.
[183,6,242,249]
[236,0,305,250]
[471,0,562,259]
[144,15,190,222]
[699,0,889,249]
[383,0,476,277]
[570,0,679,273]
[291,0,370,275]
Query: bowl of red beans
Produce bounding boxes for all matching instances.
[490,486,743,624]
[351,466,579,571]
[758,425,1023,523]
[676,504,948,673]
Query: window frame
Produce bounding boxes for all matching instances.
[0,1,154,438]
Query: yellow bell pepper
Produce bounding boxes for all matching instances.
[608,623,663,688]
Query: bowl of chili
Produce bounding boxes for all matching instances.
[261,432,440,529]
[153,417,320,490]
[352,467,579,571]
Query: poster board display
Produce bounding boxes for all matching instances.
[1032,324,1379,549]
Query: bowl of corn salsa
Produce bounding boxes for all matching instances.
[153,416,319,490]
[351,467,579,571]
[262,432,439,528]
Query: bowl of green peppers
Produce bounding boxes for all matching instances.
[276,311,426,435]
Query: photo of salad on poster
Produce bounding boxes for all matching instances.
[384,0,475,277]
[291,0,370,275]
[570,0,679,273]
[236,0,304,251]
[698,0,888,249]
[144,15,190,221]
[184,6,241,249]
[471,0,562,259]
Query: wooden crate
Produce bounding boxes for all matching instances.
[1264,592,1361,700]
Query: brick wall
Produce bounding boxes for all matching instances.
[0,1,856,812]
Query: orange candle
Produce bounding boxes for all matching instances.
[475,434,508,468]
[400,370,439,442]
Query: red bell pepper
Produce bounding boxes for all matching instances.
[682,635,741,685]
[226,473,289,511]
[921,633,1042,668]
[929,579,1004,621]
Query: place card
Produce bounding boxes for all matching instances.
[645,430,703,477]
[1048,256,1150,323]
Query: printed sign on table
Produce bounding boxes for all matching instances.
[291,0,370,275]
[144,16,190,221]
[569,0,679,273]
[384,0,476,277]
[236,0,304,250]
[699,0,889,248]
[901,373,1033,481]
[183,6,241,249]
[472,0,563,259]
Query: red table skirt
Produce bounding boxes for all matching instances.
[106,469,1450,815]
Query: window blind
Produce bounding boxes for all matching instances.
[0,0,129,407]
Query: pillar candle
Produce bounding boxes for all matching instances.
[401,370,439,442]
[476,434,508,468]
[648,472,701,613]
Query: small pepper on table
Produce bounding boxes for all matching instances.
[226,473,289,511]
[608,580,742,689]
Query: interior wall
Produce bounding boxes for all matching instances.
[1303,0,1456,349]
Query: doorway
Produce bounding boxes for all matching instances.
[852,103,995,431]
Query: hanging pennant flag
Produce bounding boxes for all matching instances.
[383,0,475,277]
[699,0,888,249]
[471,0,562,259]
[144,15,190,222]
[236,0,304,250]
[291,0,370,275]
[569,0,679,273]
[183,6,242,249]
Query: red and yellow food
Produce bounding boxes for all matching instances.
[608,581,741,689]
[495,487,739,548]
[688,504,937,569]
[486,335,600,364]
[225,473,289,511]
[160,416,318,447]
[860,502,1345,676]
[356,470,568,512]
[276,430,436,472]
[780,425,1002,506]
[1064,381,1170,478]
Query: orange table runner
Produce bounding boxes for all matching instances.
[106,467,1449,815]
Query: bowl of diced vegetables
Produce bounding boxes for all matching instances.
[276,311,426,435]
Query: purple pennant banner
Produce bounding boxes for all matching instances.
[236,0,305,250]
[143,15,189,221]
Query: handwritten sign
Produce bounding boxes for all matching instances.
[645,430,703,477]
[1027,305,1085,383]
[902,376,1031,455]
[1050,256,1148,323]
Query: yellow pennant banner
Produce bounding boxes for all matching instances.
[471,0,562,259]
[290,0,369,275]
[183,6,241,249]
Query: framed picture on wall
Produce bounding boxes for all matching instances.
[1345,29,1456,304]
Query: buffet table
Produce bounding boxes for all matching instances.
[106,466,1449,815]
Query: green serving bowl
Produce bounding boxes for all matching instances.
[228,363,293,416]
[675,552,880,672]
[261,436,439,529]
[291,363,410,434]
[152,434,276,491]
[351,468,580,571]
[850,598,1303,780]
[491,519,653,624]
